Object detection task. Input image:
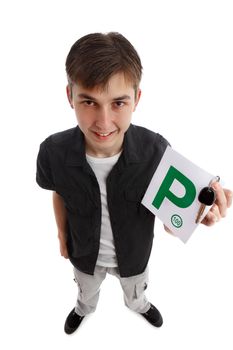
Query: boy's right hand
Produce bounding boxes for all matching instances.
[59,238,69,259]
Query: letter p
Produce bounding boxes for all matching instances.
[152,166,196,209]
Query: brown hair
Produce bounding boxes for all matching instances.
[65,32,142,92]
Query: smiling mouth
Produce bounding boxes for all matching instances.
[96,132,112,136]
[93,131,116,139]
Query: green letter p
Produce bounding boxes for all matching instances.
[152,166,196,209]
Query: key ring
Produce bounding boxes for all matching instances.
[208,175,220,187]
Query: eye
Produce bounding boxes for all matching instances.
[83,100,96,106]
[114,101,125,107]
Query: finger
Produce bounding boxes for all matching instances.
[211,182,227,217]
[224,189,233,208]
[164,224,173,234]
[201,210,217,226]
[201,204,221,225]
[209,203,221,221]
[62,250,69,259]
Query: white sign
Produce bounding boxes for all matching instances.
[142,146,215,243]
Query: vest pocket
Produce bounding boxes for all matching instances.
[124,188,153,218]
[124,188,145,216]
[64,192,94,216]
[124,188,145,202]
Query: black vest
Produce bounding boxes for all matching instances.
[36,124,169,277]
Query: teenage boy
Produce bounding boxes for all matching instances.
[36,32,232,334]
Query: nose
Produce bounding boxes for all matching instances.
[95,106,112,131]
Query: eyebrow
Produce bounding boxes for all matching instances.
[77,93,97,100]
[113,95,131,101]
[77,93,131,101]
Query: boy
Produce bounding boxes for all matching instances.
[36,32,232,334]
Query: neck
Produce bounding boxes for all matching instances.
[85,138,124,158]
[86,147,122,158]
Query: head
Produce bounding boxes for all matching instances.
[65,32,142,157]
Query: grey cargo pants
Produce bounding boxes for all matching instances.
[74,266,150,316]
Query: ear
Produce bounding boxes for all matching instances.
[66,84,74,109]
[133,88,141,111]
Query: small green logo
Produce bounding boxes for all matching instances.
[171,214,183,228]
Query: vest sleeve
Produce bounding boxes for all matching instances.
[36,140,56,191]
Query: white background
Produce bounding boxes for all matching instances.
[0,0,232,349]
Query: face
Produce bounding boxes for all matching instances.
[67,73,141,157]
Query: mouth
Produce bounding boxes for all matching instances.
[92,130,117,140]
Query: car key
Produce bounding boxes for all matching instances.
[195,186,216,223]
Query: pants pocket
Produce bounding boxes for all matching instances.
[134,277,148,299]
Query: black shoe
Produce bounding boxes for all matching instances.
[141,303,163,327]
[64,308,85,334]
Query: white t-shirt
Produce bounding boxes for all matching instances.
[86,152,121,267]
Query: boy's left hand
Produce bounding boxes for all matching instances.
[201,182,233,226]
